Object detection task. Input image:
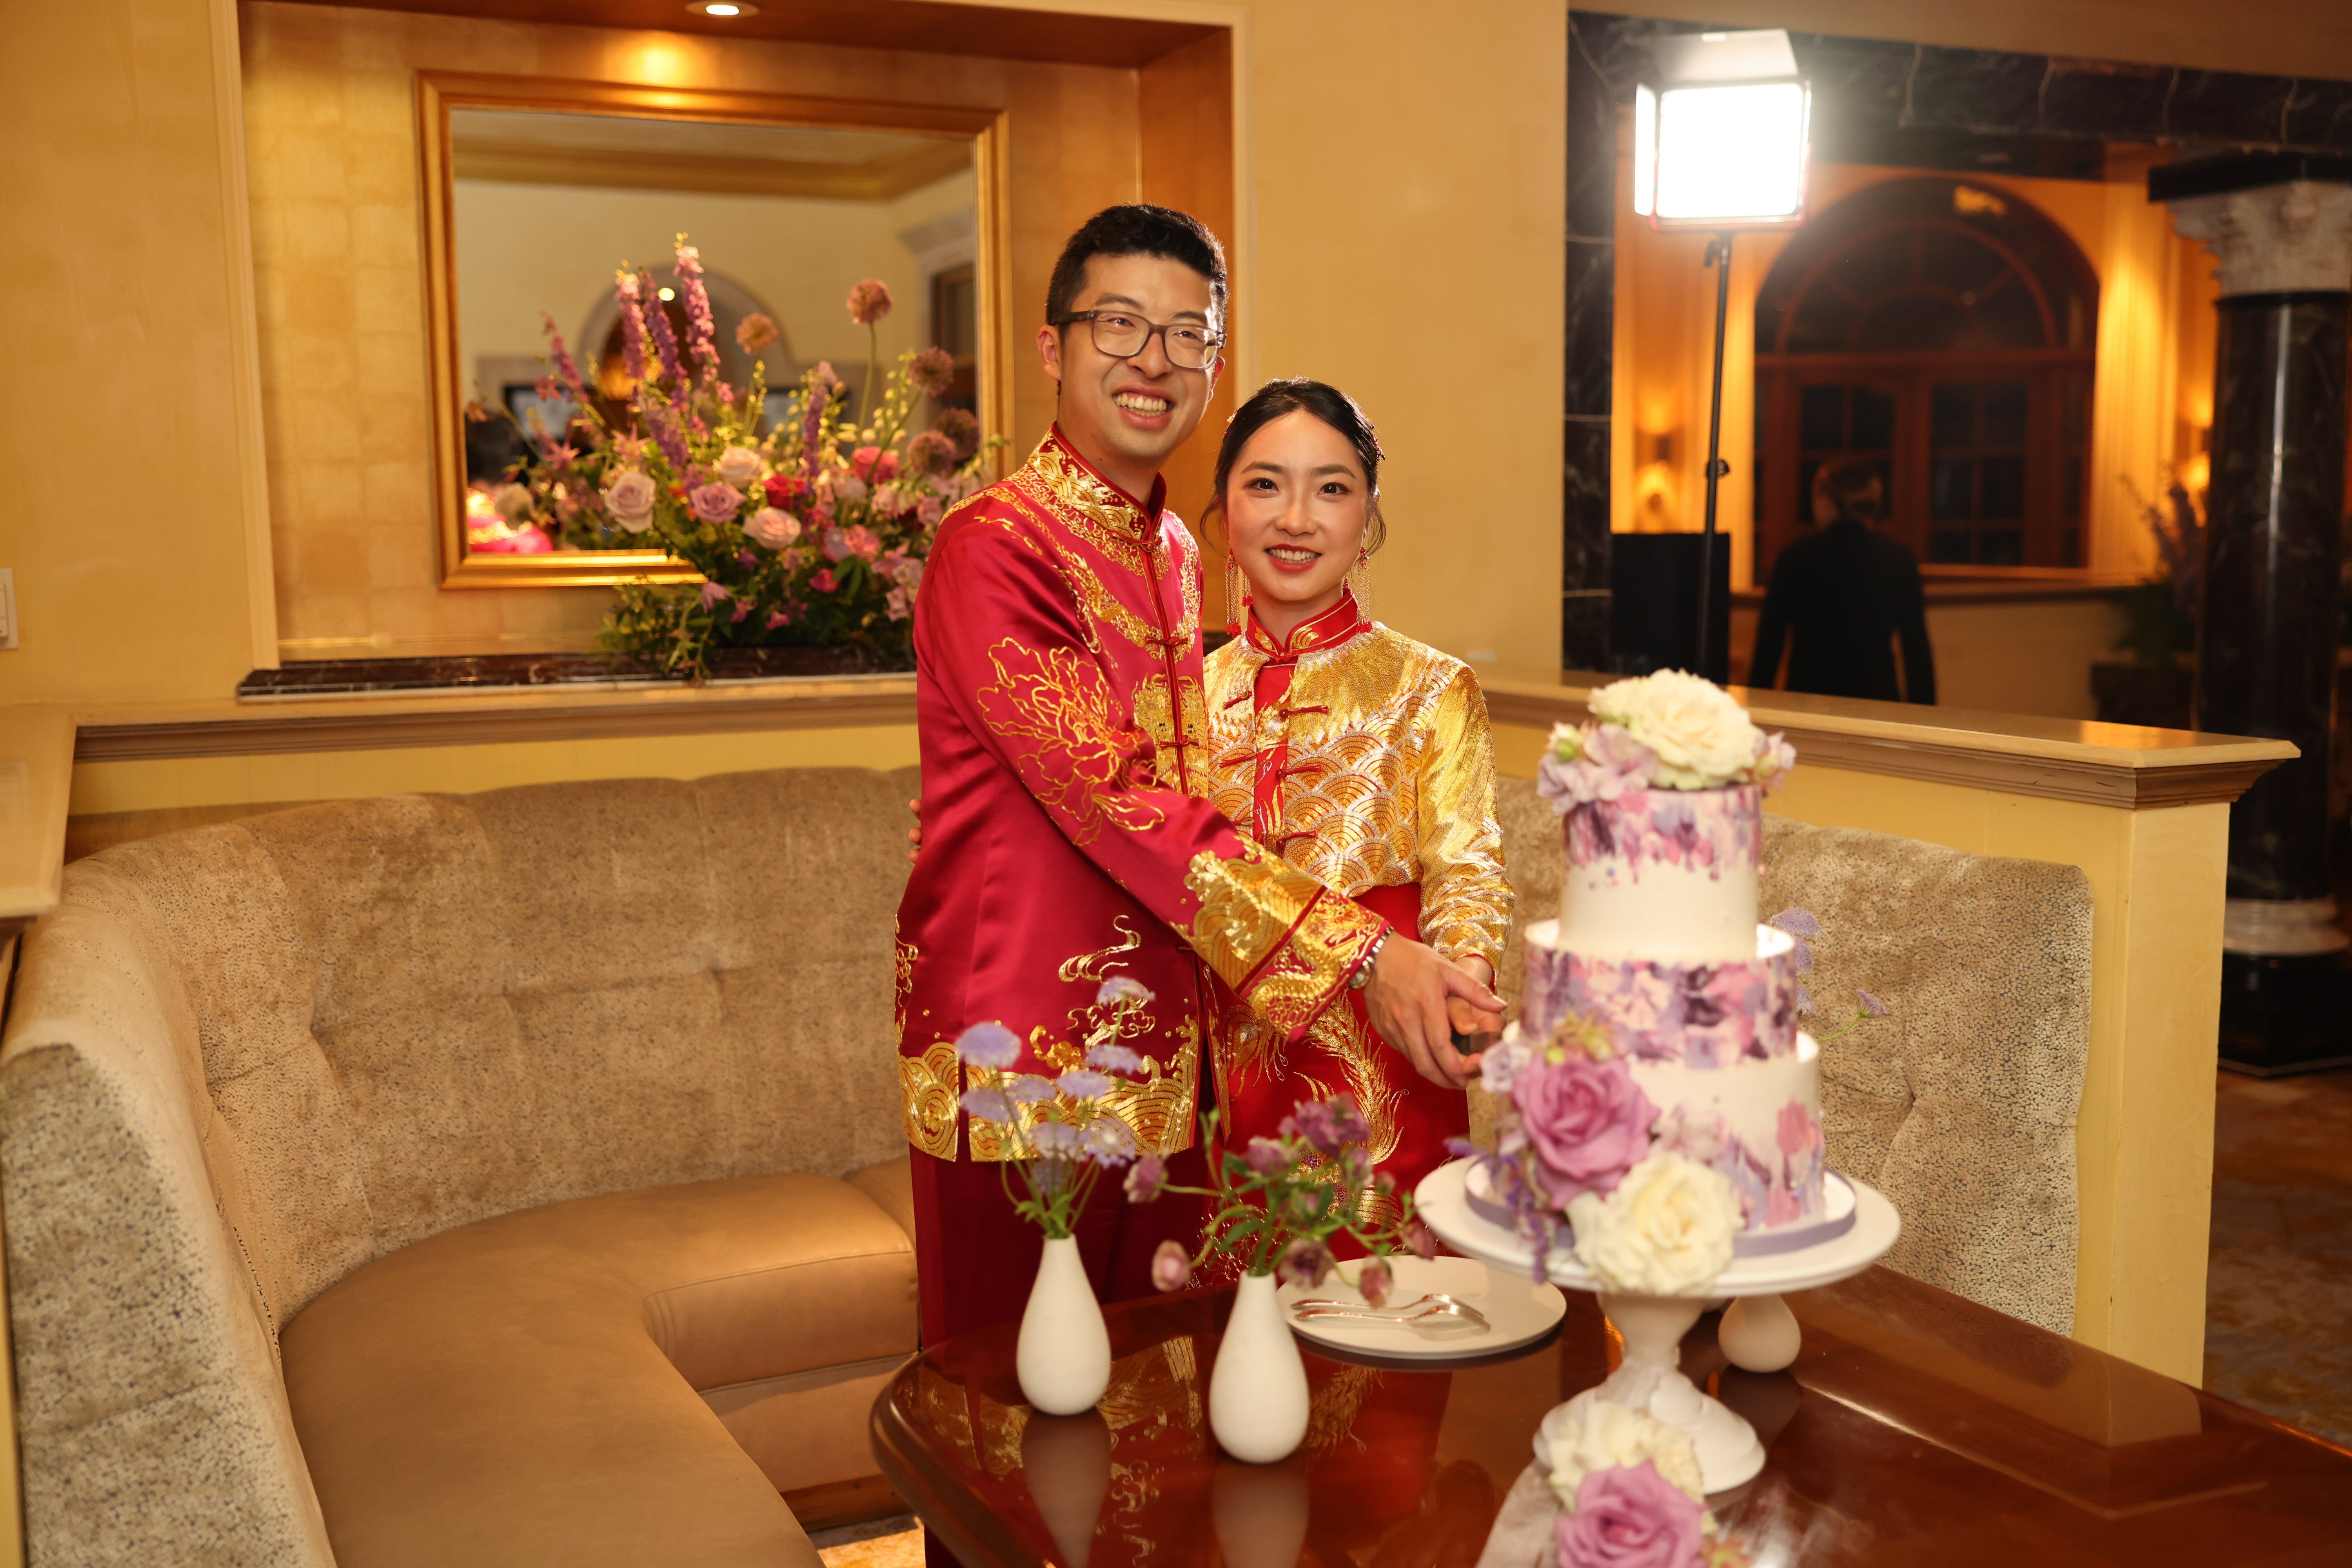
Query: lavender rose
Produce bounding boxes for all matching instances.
[602,469,658,533]
[689,481,744,525]
[714,445,764,489]
[1510,1055,1659,1205]
[1557,1462,1706,1568]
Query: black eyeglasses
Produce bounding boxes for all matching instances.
[1053,309,1224,370]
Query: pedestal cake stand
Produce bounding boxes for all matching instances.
[1416,1158,1900,1490]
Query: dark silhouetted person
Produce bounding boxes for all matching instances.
[1750,459,1936,704]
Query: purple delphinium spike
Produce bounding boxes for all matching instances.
[616,270,650,383]
[644,402,693,473]
[644,276,687,385]
[1856,988,1890,1016]
[540,312,587,404]
[673,239,721,385]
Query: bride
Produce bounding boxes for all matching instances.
[1200,377,1514,1215]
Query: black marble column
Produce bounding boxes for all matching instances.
[1562,16,1618,672]
[2201,292,2350,902]
[2156,151,2352,1071]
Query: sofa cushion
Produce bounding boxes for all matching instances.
[281,1171,915,1568]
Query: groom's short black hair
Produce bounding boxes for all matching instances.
[1046,205,1227,326]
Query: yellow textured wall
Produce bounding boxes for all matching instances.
[0,0,273,707]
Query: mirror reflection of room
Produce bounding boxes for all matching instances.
[450,108,976,557]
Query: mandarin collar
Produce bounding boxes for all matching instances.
[1244,590,1371,659]
[1045,424,1167,532]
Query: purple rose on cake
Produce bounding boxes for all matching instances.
[1512,1055,1659,1205]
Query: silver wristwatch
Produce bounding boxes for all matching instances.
[1348,928,1392,990]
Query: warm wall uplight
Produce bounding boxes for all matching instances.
[1631,31,1811,229]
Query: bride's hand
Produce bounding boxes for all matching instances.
[1365,938,1505,1090]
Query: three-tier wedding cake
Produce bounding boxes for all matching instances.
[1513,672,1832,1250]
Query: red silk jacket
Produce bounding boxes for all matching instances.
[896,430,1387,1162]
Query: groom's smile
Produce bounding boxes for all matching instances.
[1038,249,1223,501]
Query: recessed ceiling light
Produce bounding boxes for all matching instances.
[687,2,757,15]
[657,286,677,301]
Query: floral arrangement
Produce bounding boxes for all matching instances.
[1541,1401,1747,1568]
[496,235,1002,678]
[1134,1096,1438,1305]
[953,979,1158,1238]
[1468,1019,1744,1295]
[1540,671,1794,809]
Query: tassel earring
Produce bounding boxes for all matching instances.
[1348,547,1371,617]
[1225,549,1246,638]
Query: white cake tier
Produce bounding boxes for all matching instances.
[1519,920,1801,1064]
[1633,1029,1825,1233]
[1557,783,1761,962]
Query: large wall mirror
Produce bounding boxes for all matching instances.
[419,73,1009,586]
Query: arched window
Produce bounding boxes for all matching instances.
[1753,176,2098,573]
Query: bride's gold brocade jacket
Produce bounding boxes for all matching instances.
[1199,595,1513,1163]
[895,431,1388,1163]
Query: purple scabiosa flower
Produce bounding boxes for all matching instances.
[908,345,956,397]
[935,406,980,461]
[959,1086,1013,1124]
[846,278,893,325]
[1326,1095,1371,1146]
[906,428,957,476]
[1244,1137,1287,1176]
[1126,1153,1167,1203]
[953,1021,1021,1069]
[1096,977,1152,1009]
[1856,988,1890,1017]
[1086,1042,1144,1074]
[1276,1236,1334,1290]
[1031,1121,1083,1159]
[1356,1258,1395,1308]
[1401,1217,1440,1262]
[1285,1100,1342,1155]
[736,312,780,354]
[1003,1075,1056,1106]
[697,581,731,612]
[1082,1116,1136,1166]
[1057,1069,1114,1101]
[1150,1238,1192,1292]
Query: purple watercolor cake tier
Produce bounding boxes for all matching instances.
[1558,785,1762,963]
[1518,920,1800,1065]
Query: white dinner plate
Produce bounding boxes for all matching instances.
[1275,1254,1568,1360]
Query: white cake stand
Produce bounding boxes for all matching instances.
[1415,1158,1900,1490]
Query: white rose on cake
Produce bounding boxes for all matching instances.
[1589,670,1763,789]
[1540,1398,1707,1506]
[1566,1150,1741,1294]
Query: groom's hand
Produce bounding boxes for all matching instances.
[1365,938,1505,1089]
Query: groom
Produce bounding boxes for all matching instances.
[896,204,1502,1348]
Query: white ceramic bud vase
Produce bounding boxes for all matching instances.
[1209,1272,1311,1463]
[1017,1235,1111,1416]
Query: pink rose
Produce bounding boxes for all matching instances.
[851,445,902,483]
[601,468,659,533]
[1775,1100,1820,1157]
[688,481,743,524]
[746,507,801,549]
[844,524,882,561]
[1511,1055,1658,1206]
[1557,1462,1706,1568]
[811,568,838,594]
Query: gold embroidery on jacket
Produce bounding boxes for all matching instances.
[892,922,918,1050]
[899,1041,961,1158]
[1185,844,1382,1032]
[976,639,1167,844]
[1200,626,1511,968]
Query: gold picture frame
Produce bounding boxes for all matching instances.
[416,70,1012,588]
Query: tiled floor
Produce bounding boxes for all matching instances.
[2203,1067,2352,1446]
[812,1515,924,1568]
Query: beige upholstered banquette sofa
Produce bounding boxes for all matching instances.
[0,765,2091,1566]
